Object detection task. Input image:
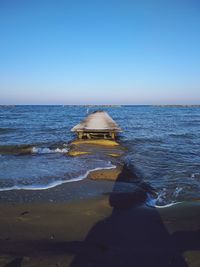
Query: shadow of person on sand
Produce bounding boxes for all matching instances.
[4,258,23,267]
[68,164,200,267]
[2,165,199,267]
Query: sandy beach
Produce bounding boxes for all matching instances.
[0,166,200,267]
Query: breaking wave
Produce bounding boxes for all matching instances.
[0,144,69,155]
[32,146,68,154]
[146,194,181,208]
[146,186,183,208]
[0,165,116,192]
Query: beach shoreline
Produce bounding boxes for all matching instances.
[0,167,200,266]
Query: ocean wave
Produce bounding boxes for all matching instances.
[191,173,200,180]
[0,128,16,134]
[146,186,183,208]
[169,133,195,138]
[0,144,69,155]
[32,146,68,154]
[146,193,181,208]
[0,144,32,155]
[0,165,116,192]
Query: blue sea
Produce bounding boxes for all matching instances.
[0,105,200,206]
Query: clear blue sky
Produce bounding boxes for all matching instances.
[0,0,200,104]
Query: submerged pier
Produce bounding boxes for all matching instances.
[71,110,122,140]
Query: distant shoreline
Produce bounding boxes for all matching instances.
[1,104,200,107]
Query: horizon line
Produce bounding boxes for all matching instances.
[1,104,200,107]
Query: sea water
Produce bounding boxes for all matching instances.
[0,105,200,206]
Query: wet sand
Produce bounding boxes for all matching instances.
[0,167,200,267]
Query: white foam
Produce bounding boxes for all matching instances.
[0,165,116,192]
[147,186,183,208]
[191,173,200,179]
[146,193,181,208]
[154,202,181,208]
[173,187,183,198]
[32,146,68,154]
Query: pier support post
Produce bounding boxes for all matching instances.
[111,132,115,139]
[78,132,83,139]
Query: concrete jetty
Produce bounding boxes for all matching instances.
[71,110,122,140]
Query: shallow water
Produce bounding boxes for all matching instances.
[0,105,200,205]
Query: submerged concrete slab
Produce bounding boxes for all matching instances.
[71,111,122,132]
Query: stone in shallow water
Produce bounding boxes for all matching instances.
[68,139,125,158]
